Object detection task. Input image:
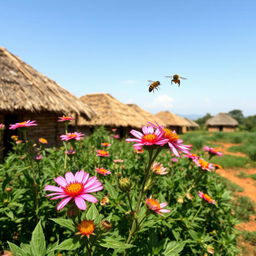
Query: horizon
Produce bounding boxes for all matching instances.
[1,0,256,117]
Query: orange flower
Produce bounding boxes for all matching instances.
[198,191,216,204]
[100,196,110,206]
[38,137,48,144]
[96,150,110,157]
[101,142,112,147]
[77,220,95,238]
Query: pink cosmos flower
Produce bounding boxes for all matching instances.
[184,153,199,161]
[101,142,112,147]
[96,150,110,157]
[146,197,170,215]
[203,146,223,156]
[60,132,84,141]
[113,159,124,163]
[151,162,168,175]
[111,128,117,132]
[95,168,111,176]
[44,170,103,210]
[9,120,37,130]
[0,123,5,130]
[198,191,216,204]
[126,125,168,147]
[112,134,120,139]
[193,158,215,171]
[35,154,43,161]
[58,116,75,122]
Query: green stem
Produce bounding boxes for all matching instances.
[84,238,92,256]
[126,192,134,213]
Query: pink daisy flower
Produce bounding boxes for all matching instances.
[101,142,112,147]
[60,132,84,141]
[146,197,170,215]
[96,150,110,157]
[112,134,120,139]
[151,162,168,175]
[44,170,103,210]
[58,116,75,122]
[95,168,111,176]
[126,125,168,147]
[203,146,224,156]
[9,120,37,130]
[193,158,215,171]
[198,191,216,204]
[171,158,178,163]
[35,154,43,161]
[184,153,199,161]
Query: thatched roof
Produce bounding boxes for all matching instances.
[78,93,147,128]
[184,117,199,128]
[0,47,94,119]
[206,113,238,126]
[127,104,166,126]
[155,111,191,127]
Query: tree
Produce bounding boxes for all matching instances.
[195,113,212,129]
[228,109,244,124]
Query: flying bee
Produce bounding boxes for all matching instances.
[147,80,160,92]
[165,74,187,87]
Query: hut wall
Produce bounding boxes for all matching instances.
[208,127,220,132]
[22,112,65,147]
[223,127,236,132]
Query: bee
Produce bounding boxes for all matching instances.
[165,74,187,87]
[147,80,160,92]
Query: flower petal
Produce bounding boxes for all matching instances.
[75,170,85,183]
[75,197,87,210]
[65,172,75,183]
[56,197,72,210]
[44,185,63,192]
[54,176,67,187]
[81,194,98,203]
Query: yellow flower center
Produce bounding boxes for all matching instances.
[98,150,108,155]
[69,134,77,138]
[98,168,108,174]
[163,128,179,142]
[64,183,83,196]
[19,122,27,125]
[146,198,160,209]
[142,134,157,143]
[198,159,209,169]
[77,220,95,237]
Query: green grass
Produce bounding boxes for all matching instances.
[233,196,255,222]
[212,155,252,168]
[241,231,256,246]
[237,172,256,180]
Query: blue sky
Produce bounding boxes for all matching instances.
[1,0,256,117]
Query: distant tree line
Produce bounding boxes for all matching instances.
[195,109,256,131]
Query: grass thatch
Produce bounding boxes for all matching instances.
[77,93,147,128]
[0,47,95,119]
[127,104,166,126]
[184,117,199,128]
[155,111,191,127]
[206,113,238,126]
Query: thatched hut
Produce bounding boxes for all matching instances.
[206,113,238,132]
[0,47,94,158]
[127,104,166,126]
[184,118,199,131]
[155,111,191,134]
[77,93,146,137]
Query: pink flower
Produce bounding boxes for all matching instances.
[101,142,112,147]
[203,146,223,156]
[112,134,120,139]
[0,123,5,130]
[193,158,215,171]
[151,162,168,175]
[96,150,110,157]
[113,159,124,163]
[58,116,75,122]
[60,132,84,141]
[146,197,170,215]
[126,125,168,147]
[96,168,111,176]
[184,153,199,161]
[65,148,76,155]
[133,145,144,154]
[44,170,103,210]
[35,154,43,161]
[198,191,216,204]
[111,128,117,132]
[171,158,178,163]
[9,120,37,130]
[148,123,191,157]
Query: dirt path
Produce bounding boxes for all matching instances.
[213,142,247,157]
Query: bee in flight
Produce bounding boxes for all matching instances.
[147,80,161,92]
[165,74,187,87]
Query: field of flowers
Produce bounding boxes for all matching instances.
[0,119,239,256]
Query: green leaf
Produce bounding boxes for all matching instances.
[104,180,118,199]
[163,241,185,256]
[99,236,134,251]
[30,221,46,256]
[51,218,75,232]
[7,242,28,256]
[85,203,100,223]
[52,238,80,251]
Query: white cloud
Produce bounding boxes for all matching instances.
[146,94,174,110]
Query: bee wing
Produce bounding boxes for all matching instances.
[180,77,187,80]
[165,76,173,78]
[147,80,154,83]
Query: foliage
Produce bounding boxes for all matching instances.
[0,125,239,255]
[232,196,255,222]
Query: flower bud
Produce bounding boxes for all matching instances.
[119,178,131,192]
[5,187,12,192]
[206,245,215,255]
[101,220,112,231]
